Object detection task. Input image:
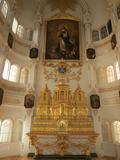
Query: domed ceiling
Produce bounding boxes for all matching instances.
[45,0,78,11]
[14,0,117,29]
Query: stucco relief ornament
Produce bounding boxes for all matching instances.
[25,107,34,116]
[57,60,67,74]
[34,9,43,30]
[83,10,91,25]
[37,13,43,25]
[27,87,35,95]
[44,67,58,82]
[44,60,81,82]
[92,109,99,117]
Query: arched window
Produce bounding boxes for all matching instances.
[117,4,120,19]
[2,59,11,80]
[9,65,19,82]
[26,29,33,41]
[92,30,99,42]
[12,18,18,34]
[0,119,13,142]
[20,68,28,84]
[107,65,115,83]
[1,0,8,18]
[17,25,24,38]
[115,62,120,80]
[107,20,112,34]
[113,121,120,143]
[100,26,108,39]
[97,67,107,84]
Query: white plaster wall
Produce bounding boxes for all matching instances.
[0,142,22,157]
[92,31,120,158]
[0,105,33,157]
[0,0,120,158]
[0,106,25,157]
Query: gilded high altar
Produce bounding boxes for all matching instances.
[29,79,98,156]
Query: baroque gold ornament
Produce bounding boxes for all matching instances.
[28,79,98,155]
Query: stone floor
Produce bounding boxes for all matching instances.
[0,157,116,160]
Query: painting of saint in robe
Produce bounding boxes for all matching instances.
[45,19,80,60]
[55,26,77,59]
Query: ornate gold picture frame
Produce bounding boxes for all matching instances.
[43,16,83,64]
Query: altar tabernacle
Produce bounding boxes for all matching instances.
[28,79,98,156]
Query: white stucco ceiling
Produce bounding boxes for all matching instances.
[14,0,119,29]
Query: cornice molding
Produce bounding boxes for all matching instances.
[93,34,112,48]
[98,85,120,93]
[0,78,26,92]
[13,33,33,48]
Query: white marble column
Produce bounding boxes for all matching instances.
[84,11,97,91]
[22,59,37,155]
[21,59,37,156]
[91,109,103,156]
[33,12,42,46]
[21,108,34,156]
[84,11,92,48]
[115,46,120,70]
[87,61,97,91]
[0,46,9,79]
[27,59,38,91]
[22,58,38,155]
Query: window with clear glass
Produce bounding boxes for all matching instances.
[107,65,115,83]
[1,0,8,18]
[17,25,24,38]
[107,20,112,34]
[26,29,33,41]
[9,65,19,82]
[100,26,108,39]
[20,68,28,84]
[2,59,11,80]
[115,62,120,80]
[0,119,13,142]
[97,67,107,84]
[117,4,120,19]
[113,121,120,143]
[92,30,99,42]
[12,18,18,34]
